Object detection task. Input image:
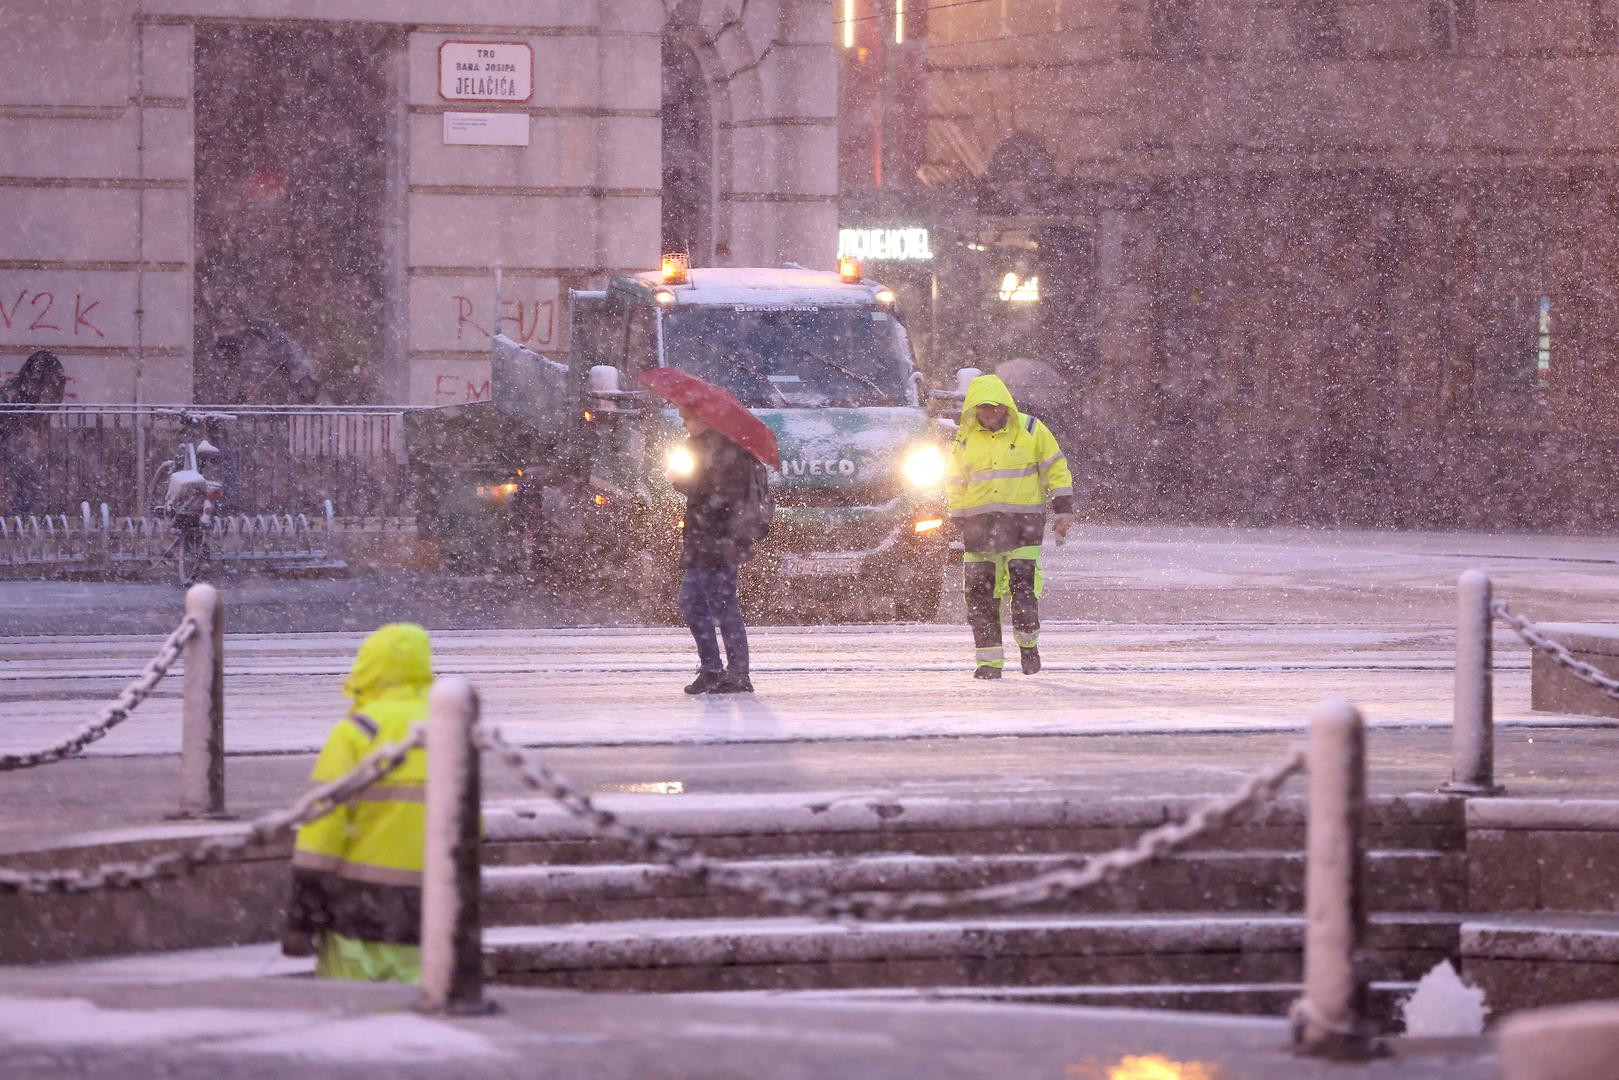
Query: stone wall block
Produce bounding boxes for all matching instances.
[1468,829,1542,913]
[0,189,139,263]
[140,23,194,102]
[139,187,190,264]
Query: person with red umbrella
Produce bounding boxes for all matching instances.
[638,368,778,694]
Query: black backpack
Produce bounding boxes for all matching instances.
[731,460,774,543]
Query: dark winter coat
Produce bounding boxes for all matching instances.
[0,350,66,441]
[672,427,764,569]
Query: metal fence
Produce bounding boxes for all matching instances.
[0,405,412,519]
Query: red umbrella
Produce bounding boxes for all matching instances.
[636,367,781,470]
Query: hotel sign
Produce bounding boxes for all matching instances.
[837,227,933,262]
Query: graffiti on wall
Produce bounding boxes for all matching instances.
[450,294,556,348]
[0,287,107,340]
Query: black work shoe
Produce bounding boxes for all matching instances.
[712,673,754,694]
[1020,647,1042,675]
[684,670,725,695]
[973,665,1003,680]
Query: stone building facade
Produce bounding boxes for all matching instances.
[851,0,1619,528]
[0,0,835,406]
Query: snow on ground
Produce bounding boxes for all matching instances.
[2,524,1616,756]
[0,620,1565,756]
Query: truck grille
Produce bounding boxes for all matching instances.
[773,481,903,509]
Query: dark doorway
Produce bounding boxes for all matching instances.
[661,35,713,264]
[193,25,393,404]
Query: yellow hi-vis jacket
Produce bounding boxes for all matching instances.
[287,622,432,981]
[946,373,1074,554]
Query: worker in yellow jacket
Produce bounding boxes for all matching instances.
[281,622,432,981]
[946,374,1075,679]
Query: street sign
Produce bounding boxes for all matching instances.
[438,41,533,103]
[443,112,530,146]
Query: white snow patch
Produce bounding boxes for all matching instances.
[0,995,302,1046]
[214,1012,506,1063]
[1400,960,1489,1037]
[5,942,311,985]
[675,1020,896,1047]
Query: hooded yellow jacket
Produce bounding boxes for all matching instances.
[946,374,1074,553]
[287,623,431,976]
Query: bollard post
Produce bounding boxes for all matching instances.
[1293,698,1376,1059]
[419,676,495,1015]
[172,582,229,819]
[1443,569,1504,796]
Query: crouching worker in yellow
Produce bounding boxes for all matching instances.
[946,374,1075,680]
[281,622,432,981]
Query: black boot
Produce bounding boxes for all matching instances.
[973,665,1002,680]
[1020,647,1041,675]
[712,672,754,694]
[684,670,725,695]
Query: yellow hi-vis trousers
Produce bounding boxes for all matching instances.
[963,546,1044,667]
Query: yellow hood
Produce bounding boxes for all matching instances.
[958,373,1024,439]
[343,623,433,709]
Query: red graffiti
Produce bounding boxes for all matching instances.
[0,288,108,338]
[73,296,103,338]
[0,370,79,400]
[433,373,494,403]
[450,294,554,347]
[27,292,60,332]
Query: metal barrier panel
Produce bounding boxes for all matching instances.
[1,405,411,518]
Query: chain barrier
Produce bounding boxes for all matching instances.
[1492,598,1619,701]
[0,617,199,771]
[0,727,423,895]
[476,721,1305,921]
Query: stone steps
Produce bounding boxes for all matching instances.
[482,848,1463,924]
[720,981,1422,1026]
[480,791,1464,866]
[476,790,1465,1031]
[1462,911,1619,1016]
[484,912,1459,996]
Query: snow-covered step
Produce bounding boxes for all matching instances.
[482,849,1463,924]
[482,791,1464,866]
[484,912,1459,995]
[1461,912,1619,1018]
[716,981,1422,1025]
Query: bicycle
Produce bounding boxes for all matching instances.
[150,411,233,586]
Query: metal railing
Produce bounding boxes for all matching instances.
[0,404,411,519]
[1447,568,1619,796]
[1,584,227,819]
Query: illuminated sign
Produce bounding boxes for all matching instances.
[837,227,934,262]
[998,272,1039,303]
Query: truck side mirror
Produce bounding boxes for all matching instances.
[925,366,982,416]
[586,365,646,419]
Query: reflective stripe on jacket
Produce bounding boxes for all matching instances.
[946,373,1074,552]
[287,623,431,961]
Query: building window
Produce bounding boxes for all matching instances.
[1536,295,1552,390]
[1475,295,1552,414]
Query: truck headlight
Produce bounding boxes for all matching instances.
[665,446,696,479]
[901,445,946,488]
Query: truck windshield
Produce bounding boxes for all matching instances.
[660,306,913,408]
